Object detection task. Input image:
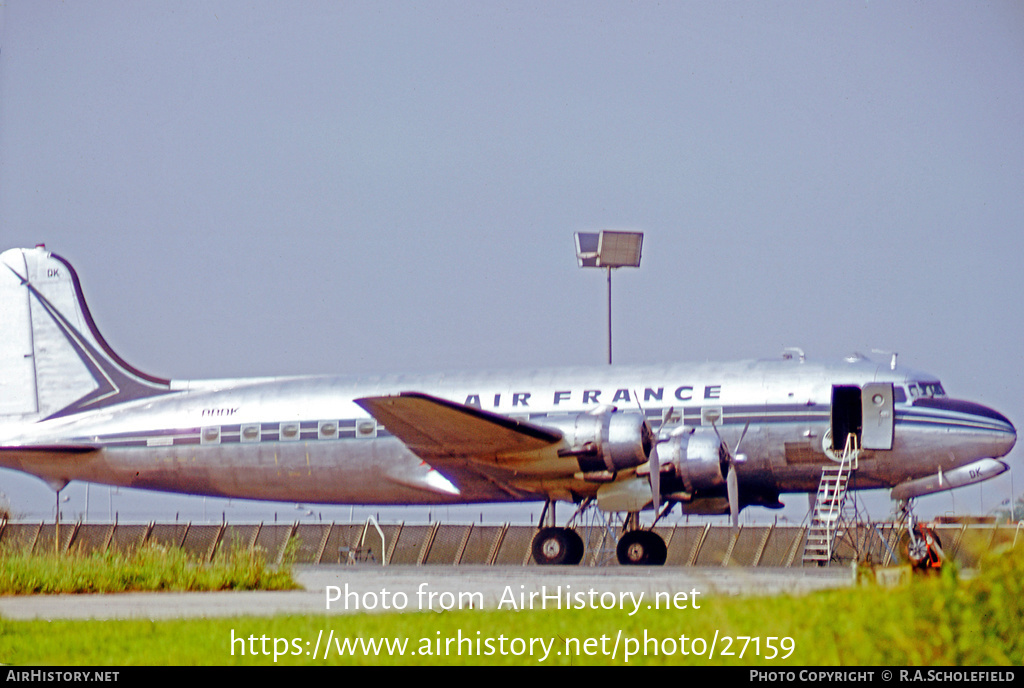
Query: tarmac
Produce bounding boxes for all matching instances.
[0,564,854,620]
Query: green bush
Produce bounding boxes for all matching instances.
[785,546,1023,664]
[0,543,298,595]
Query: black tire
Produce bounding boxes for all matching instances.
[616,530,667,566]
[565,528,585,565]
[532,527,584,565]
[647,532,668,565]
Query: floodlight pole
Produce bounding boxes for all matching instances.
[574,230,643,368]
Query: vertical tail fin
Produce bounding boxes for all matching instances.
[0,246,171,422]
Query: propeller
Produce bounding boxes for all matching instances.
[633,394,675,514]
[649,407,685,513]
[649,428,661,513]
[712,420,750,529]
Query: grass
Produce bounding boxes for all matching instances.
[0,547,1020,665]
[0,543,298,595]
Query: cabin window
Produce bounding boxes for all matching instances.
[700,407,723,426]
[318,421,338,439]
[281,422,300,440]
[201,426,221,444]
[356,420,377,438]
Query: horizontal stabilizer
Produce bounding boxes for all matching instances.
[0,444,100,454]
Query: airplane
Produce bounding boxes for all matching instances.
[0,246,1016,565]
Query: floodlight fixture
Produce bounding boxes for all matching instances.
[574,230,643,268]
[574,230,644,364]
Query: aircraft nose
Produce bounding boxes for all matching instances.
[998,417,1016,458]
[969,401,1015,458]
[975,403,1017,458]
[912,397,1016,457]
[970,402,1015,458]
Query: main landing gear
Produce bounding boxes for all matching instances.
[530,501,669,566]
[531,526,585,566]
[530,500,585,565]
[615,512,667,566]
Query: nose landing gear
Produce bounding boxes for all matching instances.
[897,500,944,573]
[903,523,944,572]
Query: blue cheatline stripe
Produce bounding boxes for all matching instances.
[896,409,1012,433]
[76,402,1011,449]
[895,417,1011,433]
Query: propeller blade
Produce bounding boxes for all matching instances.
[734,421,750,456]
[633,395,673,514]
[710,419,724,444]
[650,440,660,513]
[727,462,739,529]
[710,418,746,529]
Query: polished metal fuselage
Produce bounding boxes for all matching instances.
[1,355,1015,511]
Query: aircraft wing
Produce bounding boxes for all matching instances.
[354,392,563,499]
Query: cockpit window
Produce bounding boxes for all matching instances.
[907,381,946,399]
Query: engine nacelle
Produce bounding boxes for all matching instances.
[658,428,727,492]
[544,410,653,473]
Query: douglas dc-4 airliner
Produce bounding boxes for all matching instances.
[0,246,1016,565]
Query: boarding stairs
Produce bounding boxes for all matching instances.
[802,433,859,565]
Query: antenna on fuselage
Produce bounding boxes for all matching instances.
[781,347,805,363]
[871,349,899,370]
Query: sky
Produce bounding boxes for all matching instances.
[0,1,1022,526]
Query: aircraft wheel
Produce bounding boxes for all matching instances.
[616,530,667,566]
[565,528,585,565]
[899,525,943,572]
[532,527,584,565]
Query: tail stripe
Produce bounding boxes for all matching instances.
[51,254,171,387]
[4,252,173,421]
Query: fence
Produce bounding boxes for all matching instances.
[0,520,1017,567]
